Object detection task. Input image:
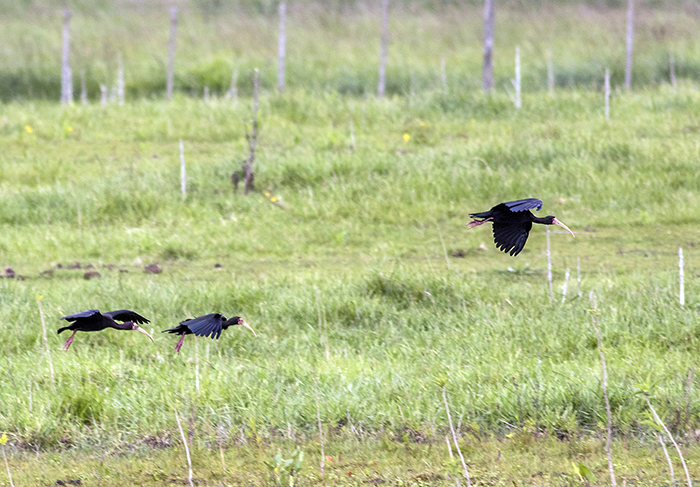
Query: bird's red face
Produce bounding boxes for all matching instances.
[131,323,154,342]
[237,318,257,337]
[552,217,575,238]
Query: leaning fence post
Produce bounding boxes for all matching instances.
[167,7,178,100]
[61,9,73,104]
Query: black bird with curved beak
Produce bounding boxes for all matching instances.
[58,309,153,350]
[467,198,575,256]
[162,313,257,354]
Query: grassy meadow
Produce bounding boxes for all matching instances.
[1,1,700,486]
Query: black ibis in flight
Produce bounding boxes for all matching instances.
[58,309,153,350]
[467,198,575,256]
[162,313,257,354]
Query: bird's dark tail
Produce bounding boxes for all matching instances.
[57,326,71,334]
[469,210,492,219]
[161,327,181,334]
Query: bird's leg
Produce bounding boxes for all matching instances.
[62,330,78,351]
[467,217,493,229]
[174,333,186,354]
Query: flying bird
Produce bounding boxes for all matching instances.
[58,309,153,350]
[467,198,575,256]
[162,313,257,354]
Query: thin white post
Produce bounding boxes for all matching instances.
[577,257,582,298]
[546,49,554,95]
[277,2,287,91]
[590,292,617,487]
[625,0,634,90]
[226,70,238,102]
[349,117,355,150]
[61,9,72,104]
[377,0,389,98]
[482,0,495,93]
[80,70,88,105]
[679,247,684,307]
[117,52,125,106]
[38,299,55,386]
[670,53,677,90]
[314,376,325,478]
[100,85,107,107]
[546,227,553,296]
[204,86,210,103]
[167,7,178,100]
[179,139,186,197]
[441,57,448,94]
[442,386,471,486]
[604,68,610,121]
[514,46,521,108]
[561,268,570,303]
[174,410,194,487]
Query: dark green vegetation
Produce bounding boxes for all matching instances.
[1,1,700,485]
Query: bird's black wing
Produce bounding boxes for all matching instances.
[180,313,224,339]
[492,221,532,256]
[104,309,150,324]
[503,198,543,213]
[60,309,101,322]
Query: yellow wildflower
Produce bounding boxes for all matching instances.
[25,125,33,133]
[403,133,410,142]
[271,197,278,202]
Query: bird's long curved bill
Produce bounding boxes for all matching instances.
[552,218,575,238]
[135,325,154,342]
[241,320,257,337]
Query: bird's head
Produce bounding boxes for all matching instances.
[234,317,257,337]
[130,323,154,342]
[548,216,575,238]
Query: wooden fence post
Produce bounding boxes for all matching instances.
[167,7,178,100]
[378,0,389,98]
[482,0,495,93]
[625,0,634,89]
[61,9,72,104]
[277,2,287,91]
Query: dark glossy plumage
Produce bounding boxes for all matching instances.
[468,198,574,256]
[57,309,153,350]
[162,313,257,353]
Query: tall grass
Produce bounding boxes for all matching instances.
[1,2,700,100]
[0,84,698,450]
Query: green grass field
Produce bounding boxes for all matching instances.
[1,1,700,485]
